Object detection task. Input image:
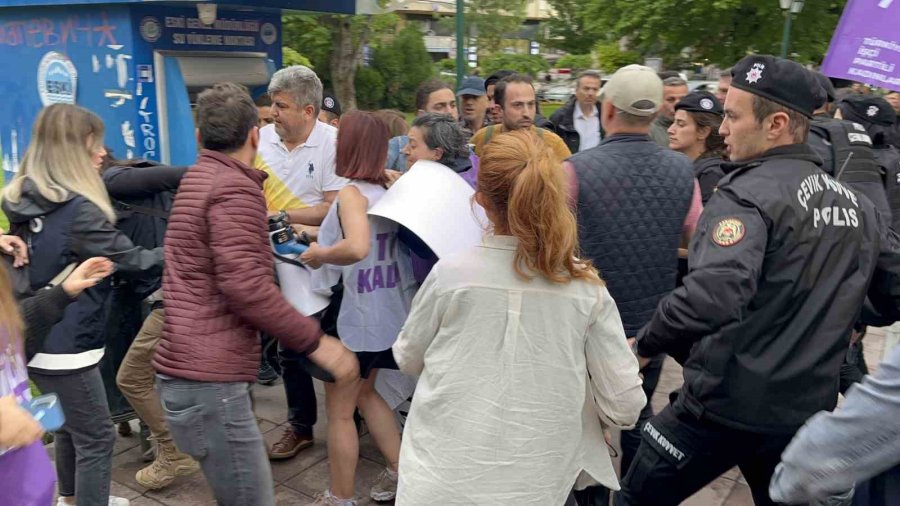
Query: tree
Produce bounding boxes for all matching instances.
[282,12,399,111]
[581,0,846,67]
[542,0,598,55]
[373,25,435,110]
[594,43,641,74]
[555,54,593,70]
[481,53,550,77]
[437,0,530,56]
[282,47,313,69]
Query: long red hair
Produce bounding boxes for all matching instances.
[0,266,23,336]
[478,130,600,284]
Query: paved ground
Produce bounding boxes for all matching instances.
[53,329,889,505]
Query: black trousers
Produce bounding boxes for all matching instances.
[615,404,794,506]
[279,343,318,437]
[574,358,664,506]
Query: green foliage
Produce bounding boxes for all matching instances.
[282,47,313,69]
[435,58,457,73]
[547,0,846,68]
[542,0,599,55]
[555,54,593,70]
[281,15,332,80]
[481,53,550,78]
[373,25,435,110]
[594,42,641,74]
[355,66,386,110]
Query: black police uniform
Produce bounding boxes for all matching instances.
[617,56,900,506]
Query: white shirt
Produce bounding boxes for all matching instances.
[573,103,601,152]
[393,235,646,505]
[255,121,346,211]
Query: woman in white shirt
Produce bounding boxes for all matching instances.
[392,129,647,505]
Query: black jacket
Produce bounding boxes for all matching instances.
[2,179,163,372]
[694,156,726,205]
[549,97,604,154]
[637,144,900,434]
[103,161,187,298]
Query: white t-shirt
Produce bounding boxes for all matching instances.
[255,121,346,211]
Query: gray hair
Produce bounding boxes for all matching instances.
[268,65,323,115]
[577,70,602,87]
[663,76,688,87]
[411,113,469,166]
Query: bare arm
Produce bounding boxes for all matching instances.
[301,186,370,268]
[286,190,338,226]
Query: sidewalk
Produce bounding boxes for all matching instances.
[66,328,886,505]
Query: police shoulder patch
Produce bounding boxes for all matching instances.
[712,218,745,247]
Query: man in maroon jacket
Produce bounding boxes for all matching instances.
[153,82,356,506]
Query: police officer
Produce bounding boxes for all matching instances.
[616,55,900,506]
[838,96,900,227]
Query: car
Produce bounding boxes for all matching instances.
[538,83,574,102]
[688,80,718,92]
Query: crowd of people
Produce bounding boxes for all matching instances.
[0,53,900,506]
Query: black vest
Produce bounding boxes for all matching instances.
[569,134,695,335]
[878,146,900,230]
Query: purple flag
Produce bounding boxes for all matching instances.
[821,0,900,92]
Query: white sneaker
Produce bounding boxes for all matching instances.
[56,496,131,506]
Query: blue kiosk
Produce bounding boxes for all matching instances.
[0,0,356,183]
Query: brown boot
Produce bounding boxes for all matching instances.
[135,440,200,490]
[268,427,314,460]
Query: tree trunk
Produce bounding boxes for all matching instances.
[326,16,371,112]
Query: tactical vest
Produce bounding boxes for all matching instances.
[809,118,891,219]
[877,146,900,230]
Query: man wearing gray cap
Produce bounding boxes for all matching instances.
[562,64,699,505]
[456,75,489,136]
[619,55,900,506]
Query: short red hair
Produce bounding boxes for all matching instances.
[336,111,390,184]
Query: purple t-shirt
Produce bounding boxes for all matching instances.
[0,326,56,506]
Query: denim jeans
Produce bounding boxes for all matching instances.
[156,376,274,506]
[31,366,116,506]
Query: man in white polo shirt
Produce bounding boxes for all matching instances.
[256,65,347,461]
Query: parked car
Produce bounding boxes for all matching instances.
[538,83,574,102]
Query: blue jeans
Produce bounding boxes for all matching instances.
[157,376,274,506]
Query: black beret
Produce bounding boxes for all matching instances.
[321,93,341,117]
[811,70,836,105]
[840,95,896,127]
[675,91,723,116]
[731,55,825,118]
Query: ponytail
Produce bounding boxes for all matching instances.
[479,130,599,284]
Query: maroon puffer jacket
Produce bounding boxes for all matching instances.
[154,150,321,382]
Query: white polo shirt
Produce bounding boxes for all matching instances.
[255,121,346,211]
[573,104,601,152]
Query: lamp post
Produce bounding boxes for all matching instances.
[456,0,465,84]
[779,0,805,59]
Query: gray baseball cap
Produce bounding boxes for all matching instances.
[598,64,663,117]
[457,76,486,97]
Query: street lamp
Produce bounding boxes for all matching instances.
[779,0,805,59]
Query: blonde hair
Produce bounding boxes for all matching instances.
[0,266,23,336]
[479,130,600,284]
[2,104,116,223]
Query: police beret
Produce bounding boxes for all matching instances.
[322,93,341,117]
[730,55,825,118]
[811,71,836,105]
[840,95,896,127]
[675,91,723,116]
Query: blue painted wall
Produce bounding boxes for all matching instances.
[1,3,283,181]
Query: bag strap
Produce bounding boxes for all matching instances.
[484,125,496,145]
[45,263,78,290]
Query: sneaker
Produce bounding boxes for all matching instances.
[117,421,133,437]
[135,442,200,490]
[369,467,398,502]
[57,497,130,506]
[268,427,313,460]
[257,360,279,385]
[309,489,357,506]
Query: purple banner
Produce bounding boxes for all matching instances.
[821,0,900,91]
